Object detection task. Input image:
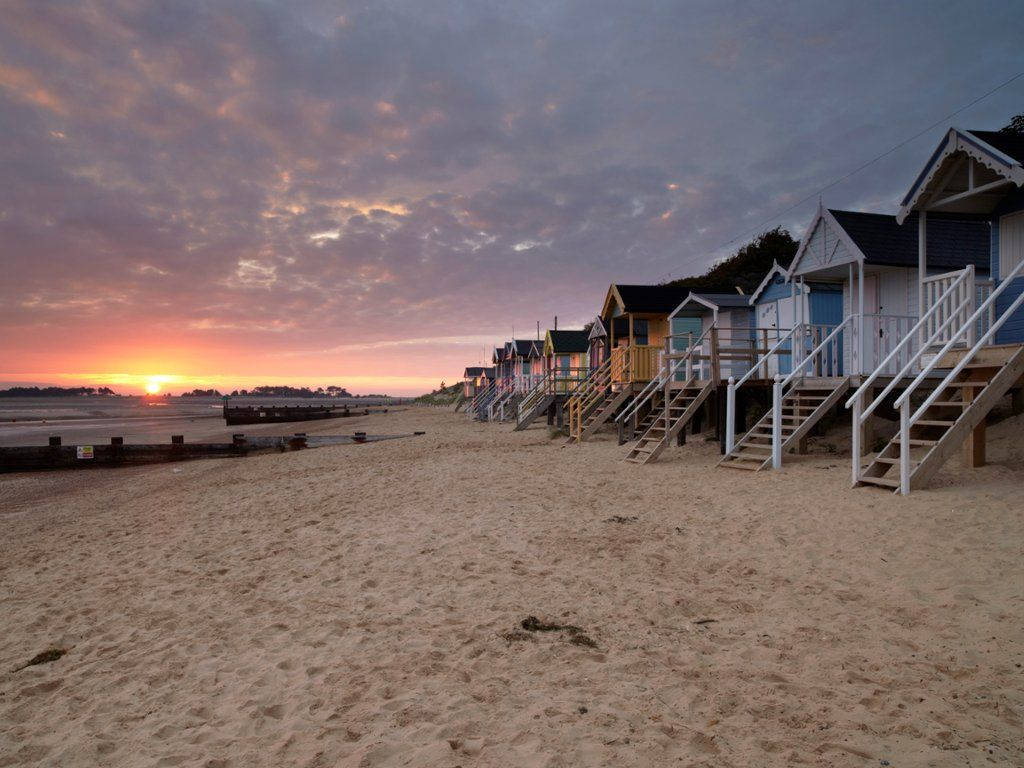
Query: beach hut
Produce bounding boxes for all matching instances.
[720,204,991,472]
[560,284,691,443]
[845,126,1024,492]
[488,339,545,421]
[618,290,759,463]
[512,329,589,431]
[463,366,484,399]
[543,330,589,391]
[667,292,754,380]
[748,261,844,378]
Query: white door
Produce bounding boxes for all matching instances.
[1000,211,1024,278]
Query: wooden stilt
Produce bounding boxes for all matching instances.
[962,384,986,468]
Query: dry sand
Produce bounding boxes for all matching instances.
[1,406,1021,767]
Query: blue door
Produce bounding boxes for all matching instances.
[809,289,844,376]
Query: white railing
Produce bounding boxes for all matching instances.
[514,373,545,393]
[616,327,712,426]
[922,265,978,347]
[889,257,1024,494]
[516,371,551,420]
[724,325,801,454]
[766,317,852,468]
[853,314,918,376]
[845,267,976,487]
[469,379,497,418]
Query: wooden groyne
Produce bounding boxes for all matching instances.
[223,404,390,425]
[0,432,424,473]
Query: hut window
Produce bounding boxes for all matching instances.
[633,319,649,345]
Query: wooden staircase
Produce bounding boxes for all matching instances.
[514,370,554,430]
[625,380,714,464]
[568,387,633,443]
[719,377,850,471]
[857,347,1024,491]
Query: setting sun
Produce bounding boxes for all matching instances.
[144,378,163,394]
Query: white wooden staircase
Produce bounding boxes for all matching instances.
[514,373,555,430]
[847,260,1024,494]
[625,379,714,464]
[857,349,1024,490]
[719,377,850,471]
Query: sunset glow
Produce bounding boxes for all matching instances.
[1,1,1020,396]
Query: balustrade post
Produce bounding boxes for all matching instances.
[899,398,911,496]
[725,377,736,455]
[851,396,862,486]
[772,375,782,470]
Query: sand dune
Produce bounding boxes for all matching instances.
[1,407,1021,767]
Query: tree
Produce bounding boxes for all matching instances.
[664,226,799,294]
[999,114,1024,135]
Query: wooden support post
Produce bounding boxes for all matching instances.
[555,401,564,428]
[715,387,724,454]
[962,384,986,468]
[1012,387,1024,415]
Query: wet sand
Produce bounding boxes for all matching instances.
[1,406,1021,766]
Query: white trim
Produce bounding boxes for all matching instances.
[748,260,788,304]
[669,293,726,318]
[897,127,1024,223]
[788,207,867,278]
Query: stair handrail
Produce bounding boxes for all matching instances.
[616,326,712,425]
[724,324,801,454]
[779,317,849,390]
[890,257,1024,494]
[517,369,553,419]
[470,379,497,417]
[764,316,851,469]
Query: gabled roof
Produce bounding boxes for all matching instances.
[464,366,485,378]
[747,260,789,304]
[789,206,989,277]
[482,367,496,378]
[511,339,540,357]
[588,317,607,341]
[492,346,507,363]
[898,127,1024,221]
[601,283,693,318]
[545,329,589,354]
[669,292,750,318]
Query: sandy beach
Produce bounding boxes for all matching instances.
[1,406,1021,767]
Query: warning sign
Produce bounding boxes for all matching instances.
[76,445,94,459]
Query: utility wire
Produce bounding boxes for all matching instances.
[660,71,1024,282]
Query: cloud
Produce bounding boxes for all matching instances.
[0,0,1021,393]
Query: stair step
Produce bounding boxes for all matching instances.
[893,437,939,446]
[720,461,760,470]
[930,401,967,407]
[945,381,988,388]
[858,475,900,489]
[915,420,955,427]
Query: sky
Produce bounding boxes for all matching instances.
[1,0,1022,395]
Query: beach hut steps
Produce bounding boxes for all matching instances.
[856,345,1024,492]
[718,377,851,472]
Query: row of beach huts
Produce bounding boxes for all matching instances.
[459,126,1024,495]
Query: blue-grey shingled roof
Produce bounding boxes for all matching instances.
[968,129,1024,165]
[829,210,989,271]
[689,292,751,308]
[547,329,589,353]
